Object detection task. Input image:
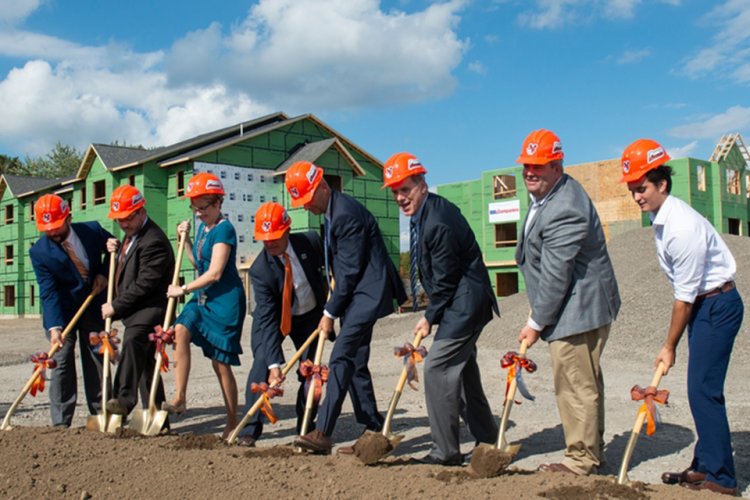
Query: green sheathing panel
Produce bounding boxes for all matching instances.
[165,164,196,281]
[76,158,118,235]
[0,188,25,316]
[21,197,40,315]
[437,165,526,296]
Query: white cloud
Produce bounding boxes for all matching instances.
[617,48,651,64]
[680,0,750,83]
[669,105,750,140]
[0,0,42,24]
[666,140,698,158]
[0,0,468,156]
[467,60,487,75]
[518,0,679,29]
[166,0,468,109]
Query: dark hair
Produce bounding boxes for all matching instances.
[645,165,673,193]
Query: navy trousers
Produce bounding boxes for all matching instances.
[687,287,743,489]
[243,308,319,439]
[316,318,384,437]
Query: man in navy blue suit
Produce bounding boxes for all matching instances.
[384,152,499,465]
[29,194,112,427]
[285,161,407,454]
[238,202,326,447]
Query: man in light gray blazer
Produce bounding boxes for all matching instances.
[515,129,620,476]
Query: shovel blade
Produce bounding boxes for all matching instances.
[107,414,123,434]
[86,414,123,434]
[385,432,405,448]
[470,443,514,478]
[128,408,149,434]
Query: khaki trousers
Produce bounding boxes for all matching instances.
[548,324,610,474]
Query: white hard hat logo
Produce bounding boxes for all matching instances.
[647,147,665,165]
[385,166,394,178]
[407,158,422,170]
[262,221,272,232]
[305,165,318,185]
[622,160,631,174]
[289,187,300,199]
[42,213,51,223]
[526,143,538,156]
[112,201,120,211]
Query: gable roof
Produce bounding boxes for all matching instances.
[76,112,291,178]
[157,113,382,174]
[274,137,366,176]
[0,173,72,201]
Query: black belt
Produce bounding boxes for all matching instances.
[697,281,735,300]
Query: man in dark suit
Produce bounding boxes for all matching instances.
[102,185,175,418]
[238,202,326,447]
[285,161,407,453]
[29,194,111,427]
[515,129,620,475]
[384,152,499,465]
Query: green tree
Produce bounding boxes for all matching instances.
[16,142,83,179]
[0,154,23,175]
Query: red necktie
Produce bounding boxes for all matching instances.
[114,236,131,288]
[61,240,89,281]
[281,252,292,336]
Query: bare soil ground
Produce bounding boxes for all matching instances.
[1,228,748,499]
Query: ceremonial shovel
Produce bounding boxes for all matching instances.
[298,328,328,437]
[226,328,321,444]
[353,331,425,465]
[471,339,530,478]
[1,291,97,430]
[86,252,122,433]
[617,362,667,485]
[129,231,186,436]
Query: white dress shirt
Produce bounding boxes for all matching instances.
[651,195,736,303]
[286,242,317,316]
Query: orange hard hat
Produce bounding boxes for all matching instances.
[108,185,146,219]
[382,152,428,188]
[285,161,323,208]
[34,194,70,231]
[620,139,671,183]
[516,129,564,165]
[185,172,225,198]
[254,202,291,241]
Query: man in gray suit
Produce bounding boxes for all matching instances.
[385,152,499,466]
[515,129,620,475]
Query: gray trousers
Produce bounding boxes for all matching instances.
[46,308,104,426]
[423,327,497,461]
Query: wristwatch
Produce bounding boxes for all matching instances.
[181,284,188,292]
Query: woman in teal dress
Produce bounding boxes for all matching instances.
[165,172,246,438]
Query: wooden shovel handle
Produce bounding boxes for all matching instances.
[496,338,529,448]
[381,331,425,437]
[146,231,188,413]
[299,328,327,436]
[1,290,97,430]
[227,328,321,444]
[616,361,667,484]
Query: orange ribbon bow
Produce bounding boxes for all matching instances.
[250,382,284,424]
[394,342,428,390]
[631,385,669,436]
[89,328,120,360]
[501,351,537,403]
[149,325,175,373]
[30,352,57,397]
[299,360,329,406]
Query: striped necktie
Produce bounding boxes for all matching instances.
[409,221,419,312]
[61,240,89,282]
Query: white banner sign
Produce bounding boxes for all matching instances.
[488,200,521,223]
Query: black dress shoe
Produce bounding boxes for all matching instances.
[413,454,464,466]
[237,435,256,448]
[106,398,128,416]
[661,468,706,485]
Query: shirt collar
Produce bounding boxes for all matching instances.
[410,194,427,226]
[529,176,563,207]
[650,195,674,227]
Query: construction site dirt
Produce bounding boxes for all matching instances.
[1,228,748,499]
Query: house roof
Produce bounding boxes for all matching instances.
[274,137,366,176]
[0,173,72,199]
[157,113,382,174]
[77,112,291,177]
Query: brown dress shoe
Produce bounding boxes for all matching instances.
[683,480,738,496]
[661,468,706,485]
[237,435,256,447]
[538,463,580,475]
[295,430,332,455]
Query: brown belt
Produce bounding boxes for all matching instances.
[697,281,735,300]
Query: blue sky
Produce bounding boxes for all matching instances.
[0,0,748,186]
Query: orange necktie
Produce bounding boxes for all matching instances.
[61,240,89,281]
[281,252,293,336]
